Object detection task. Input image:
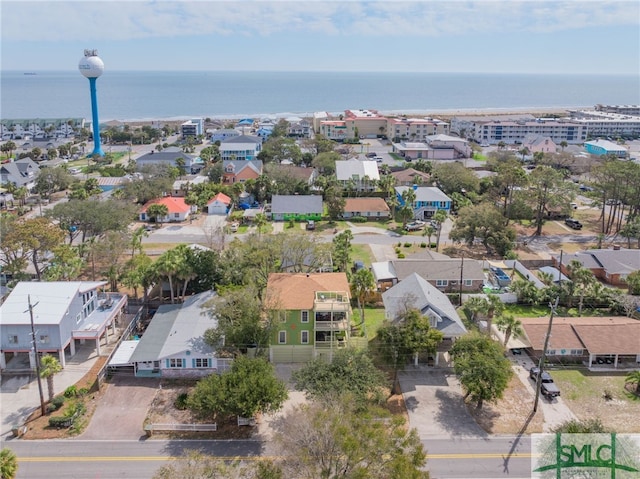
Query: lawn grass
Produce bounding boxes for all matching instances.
[351,244,374,266]
[362,307,387,340]
[503,303,554,317]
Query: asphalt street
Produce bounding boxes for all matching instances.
[4,436,534,479]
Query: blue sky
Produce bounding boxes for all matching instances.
[1,1,639,74]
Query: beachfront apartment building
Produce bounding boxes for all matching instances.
[451,107,640,145]
[387,117,449,141]
[181,119,204,139]
[318,109,387,140]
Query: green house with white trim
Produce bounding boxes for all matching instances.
[265,273,352,363]
[270,194,323,221]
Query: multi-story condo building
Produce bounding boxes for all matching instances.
[181,118,204,139]
[387,117,449,141]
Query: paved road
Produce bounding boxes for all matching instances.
[4,436,533,479]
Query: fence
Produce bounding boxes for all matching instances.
[144,423,217,436]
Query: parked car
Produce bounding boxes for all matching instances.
[529,366,561,398]
[565,218,583,230]
[404,220,425,231]
[230,222,239,232]
[306,220,315,231]
[373,156,383,162]
[365,152,377,158]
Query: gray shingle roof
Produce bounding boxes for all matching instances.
[271,195,323,215]
[0,158,39,187]
[382,273,466,338]
[392,259,485,282]
[129,291,218,362]
[221,134,262,144]
[555,249,640,275]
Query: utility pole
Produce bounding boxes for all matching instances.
[27,295,46,416]
[459,254,464,306]
[533,297,559,414]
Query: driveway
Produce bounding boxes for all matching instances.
[79,375,159,440]
[398,366,486,438]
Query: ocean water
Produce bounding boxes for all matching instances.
[1,70,639,121]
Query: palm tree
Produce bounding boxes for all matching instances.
[254,213,268,236]
[568,260,595,315]
[560,141,568,151]
[485,294,504,336]
[464,296,489,324]
[146,203,169,226]
[625,370,640,395]
[154,247,183,304]
[423,225,436,247]
[400,188,416,228]
[538,270,555,287]
[432,209,448,252]
[39,355,62,402]
[495,313,523,347]
[350,268,375,337]
[0,448,18,479]
[518,146,530,161]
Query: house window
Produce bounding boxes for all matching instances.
[169,358,184,368]
[39,335,50,344]
[174,213,179,218]
[546,349,556,355]
[194,358,209,368]
[570,349,583,356]
[301,311,309,323]
[8,335,18,344]
[301,331,309,344]
[278,331,287,344]
[436,280,448,287]
[464,279,473,286]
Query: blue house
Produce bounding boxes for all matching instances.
[395,186,452,220]
[584,139,627,158]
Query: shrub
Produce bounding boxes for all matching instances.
[350,216,367,223]
[77,387,90,397]
[397,253,405,258]
[403,242,411,248]
[64,385,78,398]
[174,392,189,410]
[52,395,65,409]
[420,242,427,248]
[397,242,402,247]
[49,416,73,428]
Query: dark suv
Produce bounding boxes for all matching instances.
[529,367,561,398]
[565,218,583,230]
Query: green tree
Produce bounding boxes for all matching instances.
[33,167,74,199]
[463,296,489,324]
[552,418,608,433]
[625,270,640,295]
[272,396,430,479]
[311,151,340,175]
[495,313,523,347]
[203,285,268,350]
[44,244,84,281]
[121,253,153,299]
[567,259,595,315]
[332,229,353,273]
[399,187,417,228]
[1,141,17,159]
[528,166,575,236]
[291,348,387,404]
[154,246,183,303]
[188,356,287,420]
[450,332,513,409]
[432,162,480,195]
[432,209,448,251]
[510,278,541,305]
[146,203,169,225]
[0,448,18,479]
[402,309,444,366]
[254,213,268,236]
[153,451,282,479]
[325,185,345,222]
[7,217,64,281]
[39,354,63,402]
[625,370,640,395]
[350,268,375,333]
[449,203,516,256]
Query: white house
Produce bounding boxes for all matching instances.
[0,281,126,370]
[140,197,192,223]
[207,192,231,215]
[335,160,380,192]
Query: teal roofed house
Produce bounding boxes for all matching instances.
[584,139,628,158]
